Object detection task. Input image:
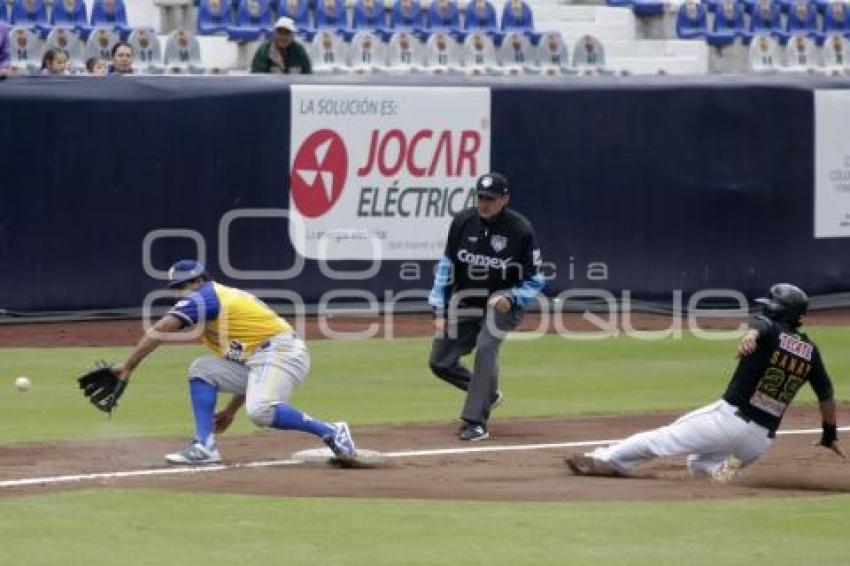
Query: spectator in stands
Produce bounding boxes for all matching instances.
[251,16,312,74]
[86,56,108,75]
[109,41,134,74]
[41,48,69,75]
[0,21,10,76]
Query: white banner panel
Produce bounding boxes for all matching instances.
[289,85,491,259]
[814,90,850,238]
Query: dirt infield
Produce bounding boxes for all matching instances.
[1,406,848,500]
[2,312,848,501]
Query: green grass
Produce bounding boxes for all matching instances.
[1,327,849,444]
[0,490,848,566]
[3,327,850,565]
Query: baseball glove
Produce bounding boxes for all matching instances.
[78,362,128,414]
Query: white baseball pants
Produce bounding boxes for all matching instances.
[590,400,774,476]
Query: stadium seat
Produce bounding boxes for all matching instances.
[51,0,91,38]
[535,30,568,75]
[748,31,780,70]
[818,2,849,43]
[0,2,7,23]
[128,27,163,73]
[84,27,119,61]
[227,0,272,41]
[783,32,816,69]
[707,0,744,46]
[310,28,349,72]
[390,0,426,36]
[386,30,424,71]
[459,29,497,74]
[10,0,49,34]
[675,0,708,40]
[8,26,41,72]
[423,30,458,72]
[748,0,783,42]
[785,0,818,39]
[571,34,608,74]
[463,0,498,34]
[498,30,533,74]
[352,0,388,38]
[501,0,533,32]
[278,0,311,34]
[822,33,849,70]
[45,26,84,69]
[196,0,232,35]
[631,0,665,17]
[315,0,353,38]
[163,29,206,73]
[350,29,386,72]
[426,0,461,36]
[90,0,132,36]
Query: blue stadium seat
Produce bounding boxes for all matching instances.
[819,2,849,42]
[675,0,708,39]
[426,0,461,33]
[227,0,272,41]
[51,0,90,37]
[0,2,7,22]
[352,0,389,39]
[278,0,311,35]
[463,0,497,33]
[785,0,818,39]
[90,0,131,36]
[390,0,426,35]
[812,0,834,13]
[500,0,533,32]
[314,0,353,38]
[707,0,744,46]
[197,0,232,35]
[10,0,49,34]
[632,0,665,17]
[747,0,782,42]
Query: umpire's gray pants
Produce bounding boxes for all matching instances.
[428,307,523,426]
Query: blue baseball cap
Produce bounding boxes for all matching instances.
[167,260,208,288]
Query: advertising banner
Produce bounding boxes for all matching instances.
[814,90,850,238]
[289,85,491,259]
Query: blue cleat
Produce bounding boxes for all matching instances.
[325,422,357,460]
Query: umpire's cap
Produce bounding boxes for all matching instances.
[167,259,208,288]
[476,172,510,197]
[755,283,808,325]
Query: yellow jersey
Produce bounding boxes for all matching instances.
[168,282,292,360]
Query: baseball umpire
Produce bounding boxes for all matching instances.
[110,260,357,465]
[428,172,545,441]
[566,283,843,480]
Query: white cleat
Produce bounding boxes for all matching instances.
[165,440,222,465]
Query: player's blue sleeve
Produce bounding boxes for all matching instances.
[167,282,221,327]
[428,254,453,315]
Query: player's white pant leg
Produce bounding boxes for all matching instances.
[188,356,250,394]
[244,333,311,427]
[591,400,741,473]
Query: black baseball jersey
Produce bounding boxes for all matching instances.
[722,316,834,433]
[429,207,544,315]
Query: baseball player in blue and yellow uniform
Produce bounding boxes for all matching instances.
[113,260,356,465]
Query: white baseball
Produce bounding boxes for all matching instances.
[14,376,31,392]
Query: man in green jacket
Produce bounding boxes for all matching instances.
[251,16,312,74]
